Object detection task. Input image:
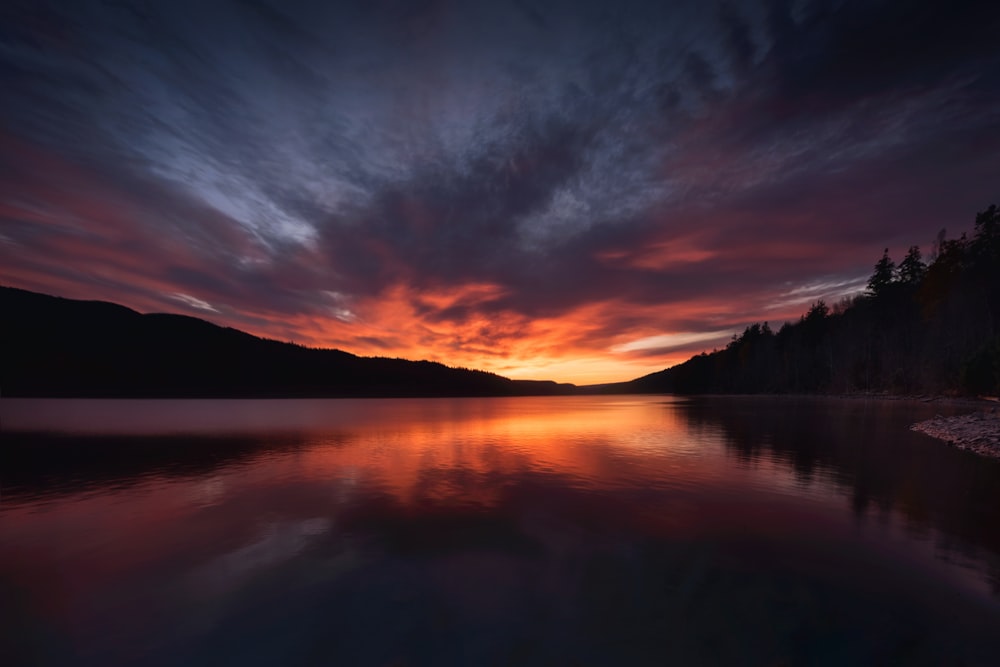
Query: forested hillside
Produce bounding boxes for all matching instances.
[632,205,1000,396]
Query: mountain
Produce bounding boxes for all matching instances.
[0,287,575,398]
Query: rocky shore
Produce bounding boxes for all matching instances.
[911,406,1000,460]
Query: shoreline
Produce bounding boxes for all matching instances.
[910,407,1000,461]
[825,393,1000,461]
[685,392,1000,461]
[687,392,995,409]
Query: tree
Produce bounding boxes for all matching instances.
[969,204,1000,337]
[866,248,896,296]
[972,204,1000,259]
[649,204,999,396]
[897,245,926,286]
[805,300,829,321]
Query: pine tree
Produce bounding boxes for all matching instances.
[897,245,926,286]
[866,248,896,296]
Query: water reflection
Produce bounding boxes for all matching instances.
[676,396,1000,593]
[2,396,999,666]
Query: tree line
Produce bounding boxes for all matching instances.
[634,204,1000,396]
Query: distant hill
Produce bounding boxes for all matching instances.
[0,287,575,398]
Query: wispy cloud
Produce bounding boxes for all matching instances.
[170,292,219,313]
[2,0,998,382]
[611,330,735,354]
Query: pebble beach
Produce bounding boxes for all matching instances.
[911,406,1000,460]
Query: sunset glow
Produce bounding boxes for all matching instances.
[2,1,998,383]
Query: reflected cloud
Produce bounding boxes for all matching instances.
[3,396,1000,664]
[194,517,333,590]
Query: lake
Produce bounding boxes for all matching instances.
[2,395,999,665]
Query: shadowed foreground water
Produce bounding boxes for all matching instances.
[2,395,999,666]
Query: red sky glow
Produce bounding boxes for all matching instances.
[2,0,998,384]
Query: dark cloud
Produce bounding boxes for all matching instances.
[1,0,998,382]
[719,3,759,76]
[765,0,1000,103]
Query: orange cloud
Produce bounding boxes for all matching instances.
[236,287,784,385]
[597,234,717,271]
[0,136,872,387]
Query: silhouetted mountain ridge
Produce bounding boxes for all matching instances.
[1,287,574,398]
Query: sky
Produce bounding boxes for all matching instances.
[2,0,999,384]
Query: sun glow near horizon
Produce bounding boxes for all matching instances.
[2,0,995,387]
[224,294,761,385]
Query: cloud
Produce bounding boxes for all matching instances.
[170,293,219,313]
[611,330,737,354]
[2,0,999,383]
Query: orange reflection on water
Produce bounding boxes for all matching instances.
[282,396,715,506]
[4,394,1000,667]
[1,397,750,532]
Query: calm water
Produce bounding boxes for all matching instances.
[2,395,999,666]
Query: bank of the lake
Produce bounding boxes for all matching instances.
[823,393,1000,461]
[671,392,1000,460]
[911,406,1000,460]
